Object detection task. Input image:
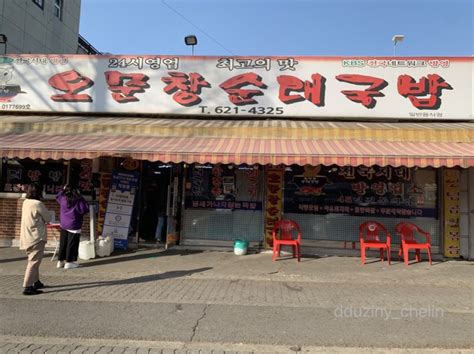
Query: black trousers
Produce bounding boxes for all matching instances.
[58,229,81,262]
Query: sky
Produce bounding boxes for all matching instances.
[80,0,473,57]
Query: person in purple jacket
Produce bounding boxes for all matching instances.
[56,185,89,269]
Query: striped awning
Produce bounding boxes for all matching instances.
[0,115,473,167]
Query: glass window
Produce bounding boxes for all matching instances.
[32,0,44,9]
[283,165,438,219]
[283,165,441,246]
[182,164,264,242]
[53,0,63,19]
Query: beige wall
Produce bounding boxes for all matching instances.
[0,0,81,54]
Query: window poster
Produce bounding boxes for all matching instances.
[185,164,262,211]
[69,159,93,196]
[1,158,66,194]
[284,165,437,218]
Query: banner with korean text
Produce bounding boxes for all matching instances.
[443,169,461,258]
[264,167,284,248]
[283,165,437,218]
[0,55,472,120]
[102,170,139,250]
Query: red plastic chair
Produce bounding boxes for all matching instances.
[395,222,432,266]
[359,221,391,265]
[272,219,301,262]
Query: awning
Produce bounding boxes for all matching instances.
[0,115,473,167]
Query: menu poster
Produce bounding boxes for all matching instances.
[1,159,66,194]
[102,170,139,250]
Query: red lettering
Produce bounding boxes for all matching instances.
[351,181,368,196]
[48,70,94,102]
[266,206,280,216]
[162,72,210,106]
[268,195,280,205]
[104,71,150,103]
[371,182,387,196]
[336,74,388,108]
[268,184,280,194]
[397,74,452,110]
[219,72,267,105]
[277,74,325,106]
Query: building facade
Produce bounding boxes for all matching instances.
[0,0,82,54]
[0,54,473,260]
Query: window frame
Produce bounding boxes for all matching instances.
[53,0,63,20]
[32,0,44,10]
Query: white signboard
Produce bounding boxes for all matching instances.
[102,171,139,250]
[0,55,472,120]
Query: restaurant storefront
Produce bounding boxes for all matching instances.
[0,55,473,258]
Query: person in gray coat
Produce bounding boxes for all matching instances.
[20,183,52,295]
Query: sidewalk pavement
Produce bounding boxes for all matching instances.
[1,246,472,312]
[1,335,472,354]
[1,246,472,287]
[0,246,473,353]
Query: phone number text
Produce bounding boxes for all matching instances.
[1,104,31,110]
[199,106,284,115]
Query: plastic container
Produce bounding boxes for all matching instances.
[78,240,95,260]
[106,236,114,255]
[96,236,112,257]
[234,239,248,256]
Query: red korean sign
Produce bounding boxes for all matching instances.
[0,55,472,120]
[264,166,284,248]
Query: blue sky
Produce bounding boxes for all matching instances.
[80,0,473,56]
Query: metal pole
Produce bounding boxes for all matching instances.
[89,203,97,244]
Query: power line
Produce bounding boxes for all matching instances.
[161,0,235,55]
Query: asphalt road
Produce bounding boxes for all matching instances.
[0,299,472,348]
[0,285,472,350]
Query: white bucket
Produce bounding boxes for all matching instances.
[96,236,113,257]
[106,236,114,255]
[234,239,248,256]
[78,240,95,260]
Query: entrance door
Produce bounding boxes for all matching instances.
[139,163,171,243]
